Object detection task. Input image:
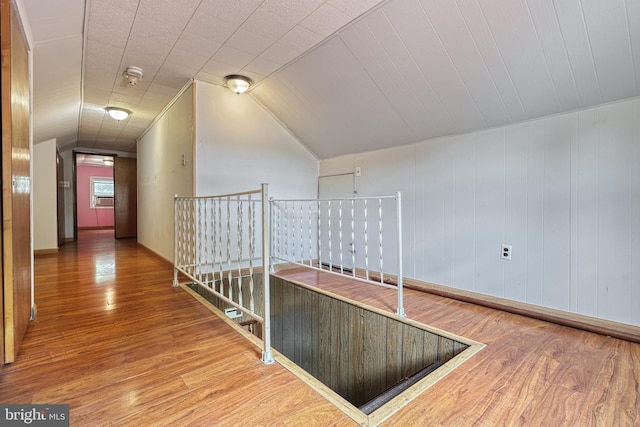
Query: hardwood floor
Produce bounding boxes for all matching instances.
[274,269,640,426]
[1,230,638,426]
[1,231,351,426]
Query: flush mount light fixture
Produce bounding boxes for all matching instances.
[224,75,252,94]
[103,158,114,166]
[105,107,131,121]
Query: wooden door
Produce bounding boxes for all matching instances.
[57,150,65,246]
[1,0,32,364]
[114,157,137,238]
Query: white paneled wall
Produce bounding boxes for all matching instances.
[33,139,58,251]
[138,85,194,261]
[320,97,640,326]
[194,81,318,200]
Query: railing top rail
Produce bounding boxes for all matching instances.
[175,188,262,201]
[271,194,398,203]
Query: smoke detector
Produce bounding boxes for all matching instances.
[123,66,143,86]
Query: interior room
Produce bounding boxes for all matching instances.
[2,0,639,425]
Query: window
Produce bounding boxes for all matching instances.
[90,176,114,208]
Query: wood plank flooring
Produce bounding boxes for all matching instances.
[1,230,639,426]
[276,268,640,427]
[0,231,351,426]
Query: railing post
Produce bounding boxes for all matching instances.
[173,194,180,287]
[396,192,406,317]
[261,183,274,364]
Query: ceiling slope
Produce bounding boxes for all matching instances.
[26,0,84,149]
[81,0,385,154]
[20,0,640,159]
[254,0,640,159]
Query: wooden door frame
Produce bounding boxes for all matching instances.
[1,0,32,364]
[56,148,65,246]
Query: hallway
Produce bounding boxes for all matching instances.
[1,231,350,425]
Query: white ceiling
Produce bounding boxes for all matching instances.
[21,0,640,160]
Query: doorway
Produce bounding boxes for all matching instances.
[72,152,138,241]
[318,173,356,271]
[73,152,116,240]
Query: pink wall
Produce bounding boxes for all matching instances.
[77,164,114,228]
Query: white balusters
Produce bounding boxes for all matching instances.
[173,186,273,364]
[248,195,254,312]
[350,198,355,277]
[269,193,404,316]
[378,197,384,285]
[364,199,369,280]
[308,201,313,267]
[339,199,343,274]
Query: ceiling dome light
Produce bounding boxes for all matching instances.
[224,75,252,94]
[105,107,131,121]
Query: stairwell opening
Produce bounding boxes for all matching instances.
[187,274,484,426]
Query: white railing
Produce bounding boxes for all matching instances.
[173,184,273,364]
[270,193,405,317]
[173,187,405,363]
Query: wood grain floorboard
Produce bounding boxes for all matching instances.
[1,231,638,426]
[0,231,351,426]
[457,352,560,426]
[277,267,640,426]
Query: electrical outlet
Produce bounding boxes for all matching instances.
[501,244,512,260]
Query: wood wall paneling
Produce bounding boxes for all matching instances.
[300,284,315,374]
[337,300,352,400]
[269,276,470,409]
[363,310,386,396]
[401,322,423,378]
[348,301,365,406]
[316,291,331,388]
[0,0,5,366]
[386,318,404,388]
[422,330,439,366]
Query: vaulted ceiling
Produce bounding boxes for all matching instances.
[21,0,640,160]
